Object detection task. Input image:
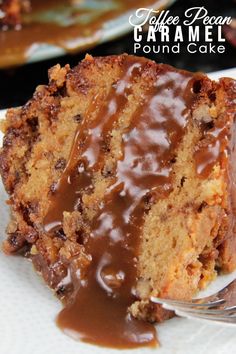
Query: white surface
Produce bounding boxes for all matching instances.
[0,68,236,354]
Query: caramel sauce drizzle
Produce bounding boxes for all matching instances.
[43,56,195,348]
[194,122,229,178]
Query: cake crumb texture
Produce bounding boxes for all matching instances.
[0,54,236,323]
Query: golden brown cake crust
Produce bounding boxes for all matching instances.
[0,54,236,328]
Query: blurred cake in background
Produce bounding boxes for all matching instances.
[0,0,31,28]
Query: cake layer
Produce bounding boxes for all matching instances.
[0,54,235,348]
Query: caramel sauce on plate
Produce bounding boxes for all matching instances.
[0,0,170,68]
[43,56,196,348]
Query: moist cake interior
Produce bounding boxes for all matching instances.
[0,54,236,348]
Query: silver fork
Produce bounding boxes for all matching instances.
[151,278,236,325]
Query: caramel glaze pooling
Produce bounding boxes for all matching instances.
[43,56,196,348]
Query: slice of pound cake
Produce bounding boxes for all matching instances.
[0,54,235,348]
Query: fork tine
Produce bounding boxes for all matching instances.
[224,305,236,311]
[183,304,236,313]
[158,303,236,316]
[158,302,227,313]
[173,307,236,316]
[150,278,236,325]
[150,297,225,309]
[175,310,236,323]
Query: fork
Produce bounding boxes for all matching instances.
[151,278,236,325]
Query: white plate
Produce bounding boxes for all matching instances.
[0,68,236,354]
